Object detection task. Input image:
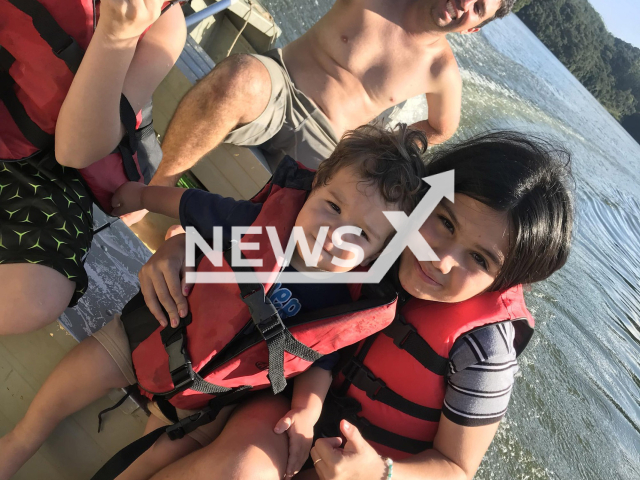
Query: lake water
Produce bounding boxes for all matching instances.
[261,3,640,479]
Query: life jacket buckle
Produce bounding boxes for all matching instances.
[257,315,286,342]
[166,409,207,440]
[342,359,386,400]
[165,333,195,391]
[390,315,418,348]
[243,288,286,341]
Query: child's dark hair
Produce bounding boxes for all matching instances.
[314,124,427,213]
[425,131,574,291]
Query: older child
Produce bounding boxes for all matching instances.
[0,124,427,480]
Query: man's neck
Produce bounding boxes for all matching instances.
[401,0,449,47]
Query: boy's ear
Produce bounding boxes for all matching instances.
[461,27,480,34]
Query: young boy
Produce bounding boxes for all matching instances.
[0,124,427,480]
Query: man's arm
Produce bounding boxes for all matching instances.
[55,1,186,168]
[411,60,462,146]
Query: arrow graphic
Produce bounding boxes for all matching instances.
[187,170,455,284]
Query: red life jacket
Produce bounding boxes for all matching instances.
[122,158,399,411]
[0,0,154,213]
[321,285,534,460]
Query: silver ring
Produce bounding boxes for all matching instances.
[313,458,323,465]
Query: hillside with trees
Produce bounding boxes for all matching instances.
[513,0,640,143]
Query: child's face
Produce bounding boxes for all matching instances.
[293,166,399,272]
[399,194,510,302]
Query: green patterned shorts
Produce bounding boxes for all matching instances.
[0,153,94,307]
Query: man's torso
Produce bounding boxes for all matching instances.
[282,0,458,137]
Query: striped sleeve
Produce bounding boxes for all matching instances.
[442,322,518,427]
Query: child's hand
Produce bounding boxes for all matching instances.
[98,0,166,40]
[274,407,316,478]
[111,181,146,216]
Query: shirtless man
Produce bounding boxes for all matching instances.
[148,0,514,188]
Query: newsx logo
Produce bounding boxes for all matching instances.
[185,171,454,284]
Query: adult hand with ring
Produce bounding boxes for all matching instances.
[309,421,387,480]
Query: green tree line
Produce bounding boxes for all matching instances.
[513,0,640,143]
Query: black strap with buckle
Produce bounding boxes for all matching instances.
[383,315,449,376]
[316,390,434,456]
[158,313,233,397]
[91,387,252,480]
[8,0,84,73]
[342,358,441,422]
[239,282,322,394]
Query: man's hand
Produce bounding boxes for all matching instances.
[99,0,166,40]
[138,233,193,328]
[309,420,386,480]
[111,181,146,216]
[274,407,316,478]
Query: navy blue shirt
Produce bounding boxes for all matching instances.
[180,189,350,370]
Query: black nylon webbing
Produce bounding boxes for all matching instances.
[383,316,449,376]
[92,388,251,480]
[350,414,433,455]
[0,48,54,151]
[159,315,233,397]
[190,371,233,395]
[239,282,322,394]
[343,359,441,422]
[8,0,84,73]
[91,426,166,480]
[118,94,141,182]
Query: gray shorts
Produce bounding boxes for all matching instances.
[223,49,339,169]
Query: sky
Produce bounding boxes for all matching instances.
[587,0,640,49]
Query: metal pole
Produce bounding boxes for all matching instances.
[185,0,239,28]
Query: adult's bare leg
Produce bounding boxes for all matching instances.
[0,337,129,479]
[149,393,290,480]
[150,54,272,188]
[117,403,236,480]
[0,264,75,335]
[116,414,201,480]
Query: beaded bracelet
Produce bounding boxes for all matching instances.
[382,457,394,480]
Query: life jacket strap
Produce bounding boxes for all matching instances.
[342,358,441,422]
[91,387,252,480]
[240,285,322,394]
[0,47,54,152]
[117,94,142,182]
[317,391,434,455]
[347,414,433,455]
[8,0,84,73]
[159,313,234,396]
[382,315,449,376]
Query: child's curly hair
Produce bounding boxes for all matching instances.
[314,123,427,214]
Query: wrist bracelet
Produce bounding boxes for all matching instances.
[382,457,393,480]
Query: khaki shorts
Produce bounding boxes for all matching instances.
[223,49,339,169]
[93,316,236,447]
